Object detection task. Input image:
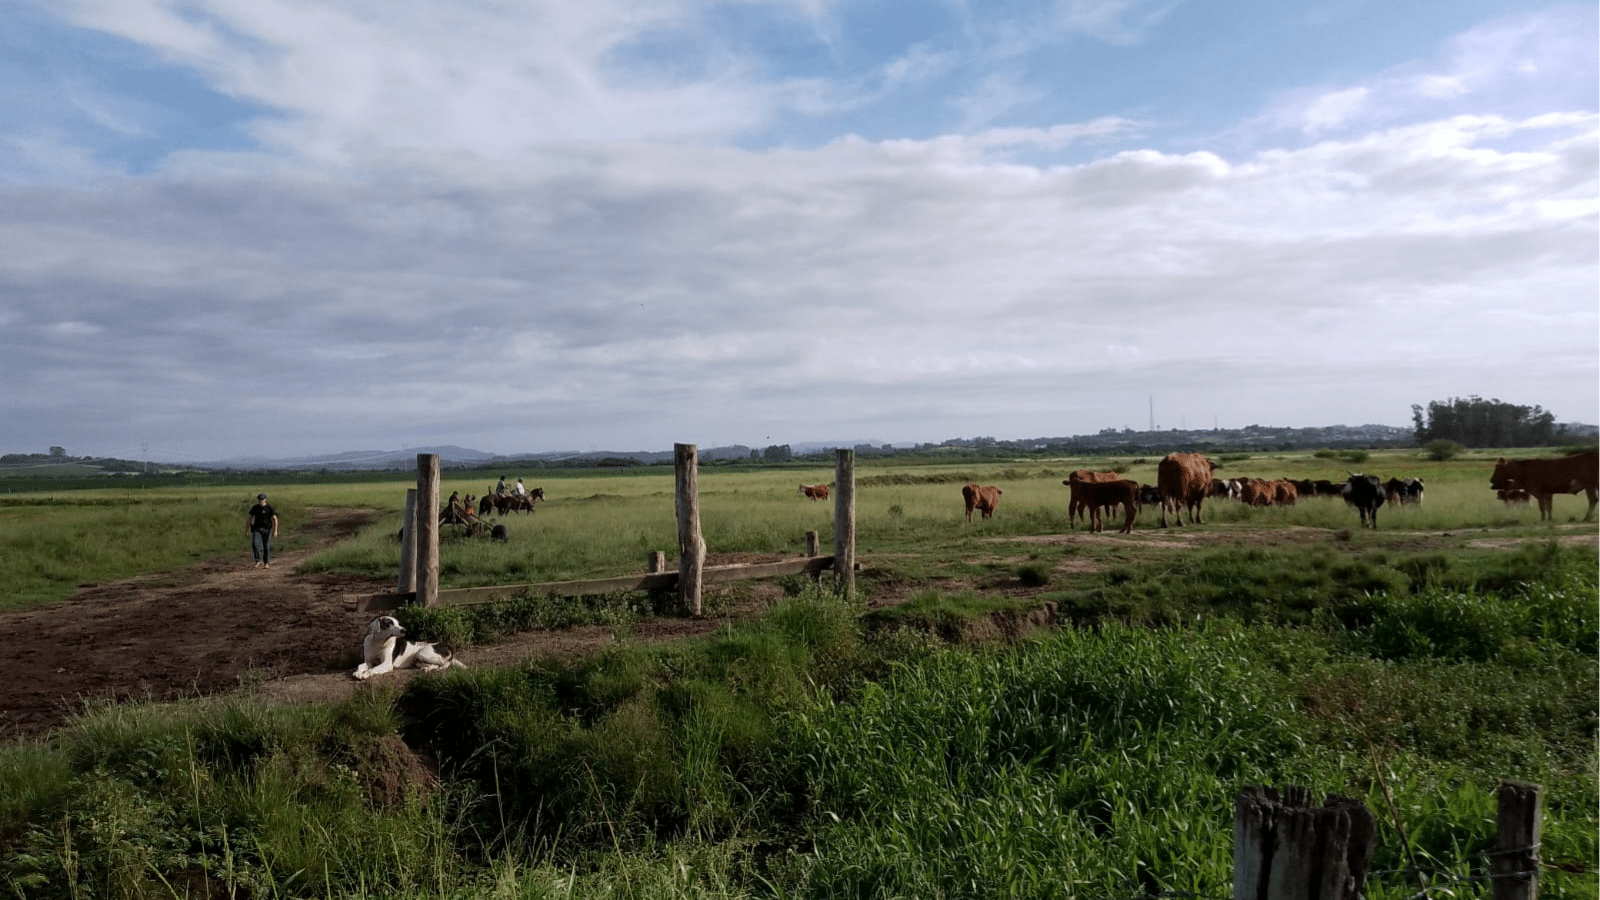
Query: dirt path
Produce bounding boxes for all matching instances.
[0,509,770,740]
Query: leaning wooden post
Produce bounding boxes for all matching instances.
[414,454,441,608]
[833,449,856,598]
[675,443,705,616]
[1493,781,1542,900]
[647,551,667,574]
[397,488,418,593]
[1234,786,1375,900]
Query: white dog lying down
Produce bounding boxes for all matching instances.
[352,615,463,680]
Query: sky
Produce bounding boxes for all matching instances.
[1,0,1595,463]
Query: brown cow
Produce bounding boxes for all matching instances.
[1063,469,1120,529]
[1236,477,1271,507]
[1489,449,1598,521]
[1271,480,1298,507]
[1157,452,1216,527]
[1070,478,1139,534]
[799,483,831,501]
[961,483,1002,522]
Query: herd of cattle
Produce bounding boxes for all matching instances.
[1045,449,1596,532]
[800,448,1598,534]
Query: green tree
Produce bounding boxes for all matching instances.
[762,443,792,462]
[1411,396,1560,447]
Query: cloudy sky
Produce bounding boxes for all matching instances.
[2,0,1595,462]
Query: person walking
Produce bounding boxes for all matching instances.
[247,493,279,568]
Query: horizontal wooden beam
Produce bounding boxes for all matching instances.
[349,555,840,613]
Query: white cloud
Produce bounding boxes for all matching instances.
[51,0,782,161]
[1,4,1593,458]
[1051,0,1186,44]
[1302,88,1370,133]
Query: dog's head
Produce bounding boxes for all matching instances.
[367,616,406,639]
[361,615,404,658]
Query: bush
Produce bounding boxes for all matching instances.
[1425,439,1465,461]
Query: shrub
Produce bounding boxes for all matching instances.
[1425,439,1465,461]
[1016,562,1051,587]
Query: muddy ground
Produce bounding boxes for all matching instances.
[2,508,820,740]
[3,507,1591,741]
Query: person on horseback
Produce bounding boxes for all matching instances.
[495,476,509,496]
[512,478,527,496]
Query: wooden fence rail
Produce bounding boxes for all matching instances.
[354,446,858,614]
[349,553,839,613]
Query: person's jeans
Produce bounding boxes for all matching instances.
[252,529,273,564]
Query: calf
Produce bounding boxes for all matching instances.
[1136,483,1162,509]
[1209,478,1241,500]
[1073,479,1140,534]
[1064,469,1120,529]
[1498,488,1532,506]
[962,483,1002,522]
[799,483,831,501]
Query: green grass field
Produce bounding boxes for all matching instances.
[0,449,1594,899]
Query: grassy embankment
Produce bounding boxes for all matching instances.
[0,449,1594,898]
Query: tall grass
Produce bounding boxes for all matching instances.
[0,493,256,609]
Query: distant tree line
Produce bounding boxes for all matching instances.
[1411,396,1563,447]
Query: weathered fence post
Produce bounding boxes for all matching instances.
[805,530,820,557]
[1493,781,1542,900]
[397,488,418,593]
[1234,786,1375,900]
[415,454,441,608]
[675,443,705,616]
[647,551,667,574]
[833,449,855,598]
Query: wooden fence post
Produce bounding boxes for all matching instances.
[1493,781,1542,900]
[647,551,667,574]
[397,488,417,593]
[675,443,705,616]
[805,531,819,557]
[833,449,855,598]
[1234,786,1375,900]
[415,454,440,608]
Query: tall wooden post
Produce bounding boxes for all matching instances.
[675,443,705,616]
[833,449,856,598]
[1234,786,1375,900]
[397,488,418,593]
[414,454,441,608]
[1493,781,1542,900]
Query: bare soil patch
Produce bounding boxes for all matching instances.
[1,510,884,740]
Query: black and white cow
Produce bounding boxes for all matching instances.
[1343,473,1386,529]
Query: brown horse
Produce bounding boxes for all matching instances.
[491,488,545,514]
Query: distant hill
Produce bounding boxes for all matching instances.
[6,422,1595,476]
[199,445,498,471]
